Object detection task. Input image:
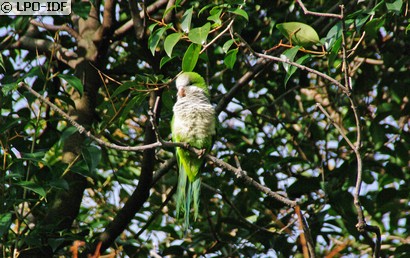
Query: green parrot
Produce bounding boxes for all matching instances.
[171,72,216,229]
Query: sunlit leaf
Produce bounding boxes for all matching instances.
[224,48,238,69]
[164,32,182,57]
[207,7,222,25]
[148,26,167,56]
[1,82,19,95]
[276,22,320,47]
[182,43,201,72]
[222,39,235,53]
[324,22,342,50]
[229,7,249,21]
[385,0,403,14]
[281,46,300,73]
[188,23,211,45]
[181,7,193,32]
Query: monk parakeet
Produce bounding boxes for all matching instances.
[171,72,216,229]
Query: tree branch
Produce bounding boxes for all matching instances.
[20,81,297,208]
[10,36,79,69]
[95,0,116,42]
[30,19,82,41]
[215,57,269,114]
[205,153,297,207]
[97,91,162,253]
[128,0,145,39]
[19,82,162,151]
[114,0,169,39]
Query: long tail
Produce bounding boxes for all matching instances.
[175,163,201,231]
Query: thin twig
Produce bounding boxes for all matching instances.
[295,0,342,19]
[316,103,356,151]
[205,153,297,207]
[235,33,350,94]
[30,19,82,41]
[295,205,316,258]
[200,18,235,54]
[19,82,162,151]
[340,5,352,91]
[133,186,177,239]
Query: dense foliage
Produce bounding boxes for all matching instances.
[1,0,409,257]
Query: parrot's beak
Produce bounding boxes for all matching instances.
[177,87,186,97]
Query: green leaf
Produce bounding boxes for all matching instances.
[148,23,157,33]
[324,22,342,49]
[224,48,238,69]
[72,1,91,19]
[82,145,102,173]
[0,53,5,72]
[0,117,24,134]
[188,23,211,45]
[229,7,249,21]
[370,123,385,150]
[111,81,137,98]
[182,43,201,72]
[276,22,320,47]
[24,66,44,80]
[119,92,148,124]
[181,7,193,32]
[281,46,300,73]
[60,126,78,142]
[1,82,19,95]
[164,32,182,57]
[207,7,223,25]
[15,181,46,197]
[48,178,69,190]
[160,56,176,69]
[364,17,386,39]
[386,0,403,14]
[163,4,176,19]
[0,213,12,235]
[148,26,167,56]
[199,4,216,16]
[328,37,342,69]
[280,46,310,87]
[58,74,84,96]
[222,39,235,53]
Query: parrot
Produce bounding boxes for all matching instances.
[171,72,216,229]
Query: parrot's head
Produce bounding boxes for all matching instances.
[175,72,209,99]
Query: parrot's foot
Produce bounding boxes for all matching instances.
[197,148,206,158]
[183,142,191,149]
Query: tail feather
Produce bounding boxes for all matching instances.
[175,149,202,230]
[185,181,192,229]
[175,164,187,219]
[192,178,201,220]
